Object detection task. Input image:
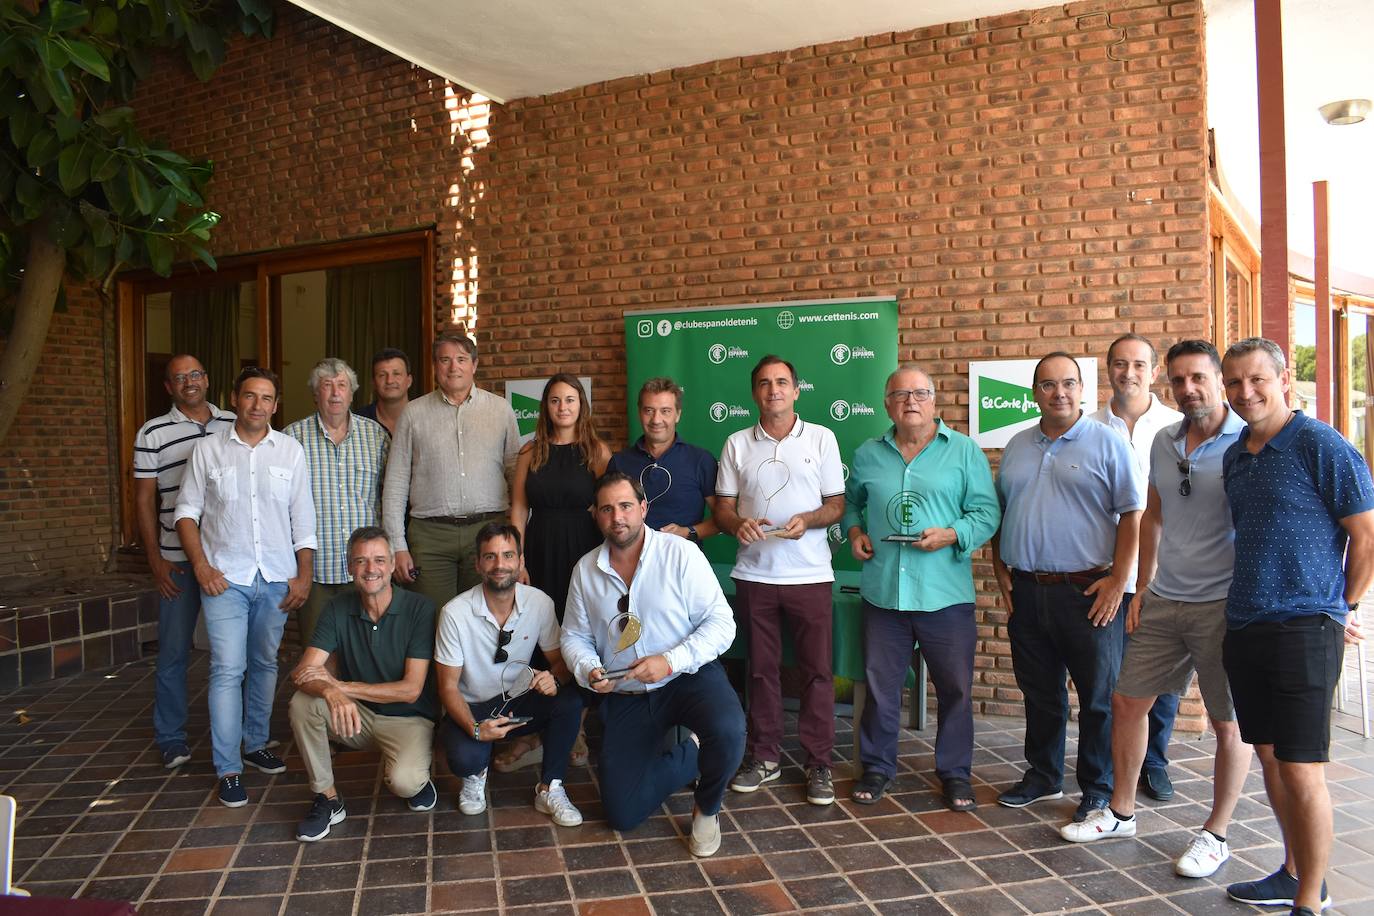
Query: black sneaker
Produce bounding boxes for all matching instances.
[1073,795,1109,823]
[296,793,346,842]
[1227,866,1330,909]
[218,774,247,808]
[243,748,286,774]
[728,757,781,793]
[805,766,835,806]
[997,776,1064,808]
[407,780,437,812]
[161,744,191,769]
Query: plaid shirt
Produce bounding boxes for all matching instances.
[284,412,390,584]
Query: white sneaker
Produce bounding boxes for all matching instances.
[1176,828,1230,878]
[1060,806,1137,843]
[534,778,583,827]
[459,768,488,815]
[689,811,721,857]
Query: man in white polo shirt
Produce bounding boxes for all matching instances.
[1089,333,1185,801]
[175,367,316,808]
[434,522,585,827]
[715,354,846,806]
[134,354,234,770]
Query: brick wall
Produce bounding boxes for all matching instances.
[2,0,1215,728]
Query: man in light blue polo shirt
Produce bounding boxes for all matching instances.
[992,351,1143,823]
[843,364,1000,810]
[1060,340,1252,882]
[1218,337,1374,915]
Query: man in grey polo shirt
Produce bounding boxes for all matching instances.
[992,351,1143,823]
[1060,340,1252,880]
[134,354,234,769]
[383,329,521,610]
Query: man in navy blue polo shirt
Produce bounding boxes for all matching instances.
[992,351,1144,824]
[1219,337,1374,916]
[608,377,719,546]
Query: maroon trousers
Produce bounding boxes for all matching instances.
[734,579,834,768]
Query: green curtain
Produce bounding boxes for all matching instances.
[170,284,241,409]
[325,259,422,404]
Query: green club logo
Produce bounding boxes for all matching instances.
[977,376,1041,433]
[776,310,795,330]
[830,400,851,421]
[710,402,729,423]
[708,343,727,364]
[886,491,924,537]
[830,343,851,365]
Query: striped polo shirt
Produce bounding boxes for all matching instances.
[133,404,236,562]
[284,412,390,584]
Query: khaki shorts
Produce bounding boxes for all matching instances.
[1117,591,1234,721]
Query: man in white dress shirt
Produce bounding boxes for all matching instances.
[176,367,316,808]
[562,472,744,857]
[1088,333,1184,801]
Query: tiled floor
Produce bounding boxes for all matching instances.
[3,651,1374,915]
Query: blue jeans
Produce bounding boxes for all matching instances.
[201,574,288,777]
[153,561,203,750]
[1122,592,1180,771]
[598,661,745,832]
[860,601,976,782]
[1008,576,1123,800]
[441,686,585,785]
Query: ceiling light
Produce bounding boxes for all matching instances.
[1318,99,1370,125]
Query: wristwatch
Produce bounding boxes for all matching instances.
[687,526,701,544]
[1349,600,1360,614]
[473,722,482,741]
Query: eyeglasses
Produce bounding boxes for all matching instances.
[1035,378,1080,393]
[618,594,630,615]
[493,626,514,664]
[885,389,934,403]
[171,370,206,384]
[1177,458,1192,497]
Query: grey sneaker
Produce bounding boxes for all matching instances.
[689,811,721,857]
[806,766,835,806]
[729,757,780,793]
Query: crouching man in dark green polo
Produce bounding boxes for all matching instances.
[288,525,440,841]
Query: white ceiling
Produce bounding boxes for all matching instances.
[289,0,1374,283]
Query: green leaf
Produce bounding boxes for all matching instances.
[58,39,111,82]
[92,7,118,36]
[145,234,173,276]
[144,149,190,166]
[151,161,191,199]
[9,107,38,148]
[50,205,84,249]
[92,107,134,130]
[15,172,42,211]
[26,128,60,168]
[53,112,82,142]
[128,163,152,214]
[185,240,217,271]
[41,66,75,116]
[47,1,90,33]
[90,146,121,182]
[82,204,114,248]
[57,142,89,193]
[114,229,134,264]
[102,172,131,213]
[36,38,71,72]
[152,184,178,221]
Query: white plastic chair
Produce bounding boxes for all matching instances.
[1,795,30,897]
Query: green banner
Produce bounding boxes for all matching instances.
[625,298,898,571]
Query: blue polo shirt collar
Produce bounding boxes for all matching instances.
[632,435,683,459]
[1036,411,1088,444]
[1173,405,1246,445]
[1236,409,1302,453]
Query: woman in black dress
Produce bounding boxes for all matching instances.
[503,373,609,769]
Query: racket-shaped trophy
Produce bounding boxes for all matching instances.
[489,660,536,725]
[590,595,644,687]
[639,462,673,510]
[753,453,792,536]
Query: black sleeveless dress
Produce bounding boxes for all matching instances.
[524,443,601,620]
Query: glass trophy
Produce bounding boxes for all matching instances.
[753,455,791,536]
[883,491,927,543]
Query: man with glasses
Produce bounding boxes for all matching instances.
[357,347,413,436]
[608,376,719,545]
[992,351,1143,823]
[134,355,234,769]
[843,364,1000,810]
[435,522,584,827]
[285,358,389,646]
[716,355,846,806]
[383,329,521,610]
[1089,334,1184,801]
[287,526,440,841]
[1060,340,1252,881]
[1217,337,1374,915]
[562,472,742,855]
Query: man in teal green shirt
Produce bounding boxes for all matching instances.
[843,364,1000,810]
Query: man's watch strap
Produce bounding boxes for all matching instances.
[473,721,481,741]
[687,526,701,543]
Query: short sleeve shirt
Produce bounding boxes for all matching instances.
[996,412,1144,572]
[434,583,561,704]
[717,417,845,584]
[132,405,235,561]
[1224,411,1374,627]
[310,588,439,720]
[608,436,718,531]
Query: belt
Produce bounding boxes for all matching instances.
[418,510,504,526]
[1011,567,1110,587]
